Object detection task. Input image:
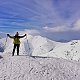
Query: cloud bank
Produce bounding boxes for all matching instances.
[43,19,80,33]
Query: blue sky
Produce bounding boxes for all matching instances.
[0,0,80,41]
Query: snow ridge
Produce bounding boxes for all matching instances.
[0,35,80,61]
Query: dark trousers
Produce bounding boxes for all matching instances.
[12,44,20,56]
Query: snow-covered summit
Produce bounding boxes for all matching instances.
[0,33,80,61]
[0,34,80,80]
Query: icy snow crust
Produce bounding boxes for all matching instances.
[0,56,80,80]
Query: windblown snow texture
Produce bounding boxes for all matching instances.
[0,56,80,80]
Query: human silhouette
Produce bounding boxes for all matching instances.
[7,32,26,56]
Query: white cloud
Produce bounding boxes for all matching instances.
[24,29,40,35]
[16,29,40,36]
[72,19,80,31]
[43,19,80,33]
[43,26,71,32]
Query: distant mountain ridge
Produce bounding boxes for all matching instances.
[0,32,80,61]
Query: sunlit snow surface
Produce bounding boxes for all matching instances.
[0,33,80,61]
[0,56,80,80]
[0,33,80,80]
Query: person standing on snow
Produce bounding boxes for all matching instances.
[7,32,27,56]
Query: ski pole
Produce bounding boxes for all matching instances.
[4,35,8,46]
[26,35,30,50]
[26,34,31,56]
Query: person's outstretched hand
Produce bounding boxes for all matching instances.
[25,34,27,36]
[7,34,9,36]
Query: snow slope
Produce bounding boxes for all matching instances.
[36,40,80,61]
[24,35,80,61]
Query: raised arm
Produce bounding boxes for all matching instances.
[7,34,14,39]
[19,34,26,38]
